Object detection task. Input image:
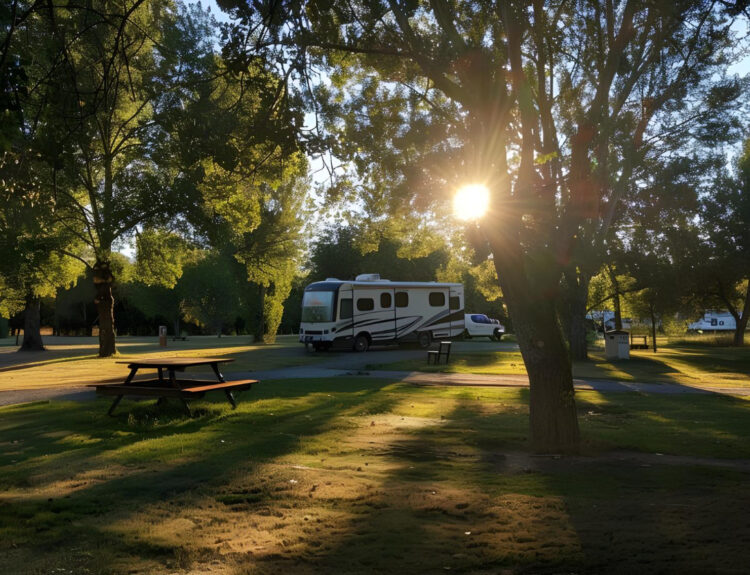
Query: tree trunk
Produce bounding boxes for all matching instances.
[606,265,623,330]
[491,246,580,454]
[254,284,266,343]
[93,260,116,357]
[613,292,623,330]
[173,317,180,338]
[649,304,658,353]
[513,294,580,453]
[564,271,590,361]
[733,281,750,346]
[19,296,45,351]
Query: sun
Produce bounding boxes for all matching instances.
[453,184,490,221]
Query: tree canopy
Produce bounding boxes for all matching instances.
[219,0,750,451]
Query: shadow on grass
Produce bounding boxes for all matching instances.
[0,377,402,573]
[293,387,750,574]
[4,379,750,574]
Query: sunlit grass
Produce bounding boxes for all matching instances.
[2,377,750,573]
[0,335,330,390]
[368,340,750,388]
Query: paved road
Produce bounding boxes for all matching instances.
[2,342,749,407]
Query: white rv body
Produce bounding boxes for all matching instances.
[587,310,632,331]
[688,310,738,332]
[299,274,464,351]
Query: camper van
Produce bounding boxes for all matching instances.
[299,274,464,351]
[688,310,738,332]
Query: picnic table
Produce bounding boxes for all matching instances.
[94,357,257,416]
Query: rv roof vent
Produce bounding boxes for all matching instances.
[355,273,382,282]
[325,278,340,282]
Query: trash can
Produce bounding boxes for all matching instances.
[159,325,167,347]
[604,330,630,360]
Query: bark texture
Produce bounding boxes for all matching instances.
[490,237,580,454]
[19,296,45,351]
[93,260,116,357]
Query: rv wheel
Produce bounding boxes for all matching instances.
[353,334,369,352]
[492,329,503,342]
[418,332,432,348]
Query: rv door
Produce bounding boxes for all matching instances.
[337,288,353,341]
[449,288,463,336]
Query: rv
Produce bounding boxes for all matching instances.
[587,310,632,332]
[688,310,738,332]
[299,274,464,351]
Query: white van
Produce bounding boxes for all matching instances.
[464,314,505,341]
[299,274,464,351]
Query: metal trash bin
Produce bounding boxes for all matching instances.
[158,325,167,347]
[604,330,630,360]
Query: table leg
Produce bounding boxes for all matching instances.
[224,390,237,409]
[210,363,226,383]
[108,395,124,416]
[166,368,193,416]
[108,367,139,416]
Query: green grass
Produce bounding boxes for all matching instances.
[368,339,750,388]
[0,335,332,390]
[2,377,750,574]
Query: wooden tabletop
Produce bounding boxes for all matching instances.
[116,357,235,368]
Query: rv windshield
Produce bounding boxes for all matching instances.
[301,291,335,323]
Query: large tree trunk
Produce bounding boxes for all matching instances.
[490,241,580,454]
[93,260,116,357]
[649,303,658,353]
[19,296,45,351]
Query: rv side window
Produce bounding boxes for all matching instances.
[429,292,445,307]
[711,318,718,326]
[357,298,374,311]
[450,296,460,310]
[340,298,353,320]
[395,292,409,307]
[381,293,392,308]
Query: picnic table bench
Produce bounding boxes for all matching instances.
[427,341,452,365]
[93,357,257,417]
[630,334,649,350]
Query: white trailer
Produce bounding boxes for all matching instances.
[299,274,464,351]
[687,310,738,332]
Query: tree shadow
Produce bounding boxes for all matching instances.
[5,379,750,574]
[288,386,750,574]
[0,377,402,572]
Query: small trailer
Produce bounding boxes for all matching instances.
[299,274,464,351]
[687,310,738,332]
